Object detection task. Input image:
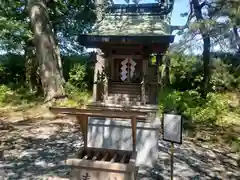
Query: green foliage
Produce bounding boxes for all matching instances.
[0,0,96,54]
[48,0,97,55]
[161,52,240,126]
[159,89,228,125]
[0,53,93,107]
[62,54,94,90]
[0,54,26,85]
[0,85,11,103]
[0,0,31,52]
[170,53,203,90]
[0,54,94,89]
[210,59,236,91]
[63,82,91,106]
[0,85,42,106]
[68,63,87,90]
[169,52,240,92]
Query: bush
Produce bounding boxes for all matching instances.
[170,53,202,90]
[210,59,236,91]
[169,53,240,92]
[64,82,91,106]
[68,63,87,91]
[158,89,228,125]
[62,55,94,90]
[0,85,12,103]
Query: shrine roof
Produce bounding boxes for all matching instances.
[78,3,175,47]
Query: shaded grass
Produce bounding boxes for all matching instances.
[0,85,44,110]
[0,84,91,121]
[53,91,91,108]
[0,84,92,109]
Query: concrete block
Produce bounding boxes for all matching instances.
[87,117,161,167]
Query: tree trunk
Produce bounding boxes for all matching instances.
[202,36,211,98]
[51,21,65,83]
[233,25,240,54]
[28,0,65,101]
[192,0,211,98]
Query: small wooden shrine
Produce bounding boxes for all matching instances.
[78,2,175,107]
[54,3,176,179]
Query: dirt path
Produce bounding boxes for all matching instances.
[0,118,239,180]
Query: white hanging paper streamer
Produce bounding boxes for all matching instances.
[121,59,128,65]
[130,59,136,66]
[129,59,136,78]
[120,58,137,81]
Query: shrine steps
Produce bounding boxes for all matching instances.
[109,82,141,95]
[107,93,140,103]
[105,100,142,106]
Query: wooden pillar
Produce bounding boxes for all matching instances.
[93,58,98,102]
[156,54,162,104]
[103,52,109,103]
[131,116,137,151]
[76,115,88,149]
[93,49,106,102]
[111,55,114,81]
[141,57,148,105]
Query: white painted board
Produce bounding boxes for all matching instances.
[163,114,182,144]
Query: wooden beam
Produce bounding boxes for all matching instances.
[86,147,133,156]
[120,154,127,163]
[76,115,88,149]
[111,54,142,60]
[102,152,108,161]
[156,54,162,104]
[83,115,88,148]
[110,153,118,163]
[92,152,100,161]
[83,153,89,160]
[49,107,147,118]
[131,116,137,151]
[129,152,137,165]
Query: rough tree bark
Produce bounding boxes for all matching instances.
[28,0,65,101]
[192,0,211,98]
[50,10,65,83]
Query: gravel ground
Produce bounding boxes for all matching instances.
[0,118,239,180]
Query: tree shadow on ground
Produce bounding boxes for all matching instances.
[1,120,82,179]
[138,139,240,180]
[1,119,240,180]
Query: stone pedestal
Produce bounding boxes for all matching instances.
[87,117,160,167]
